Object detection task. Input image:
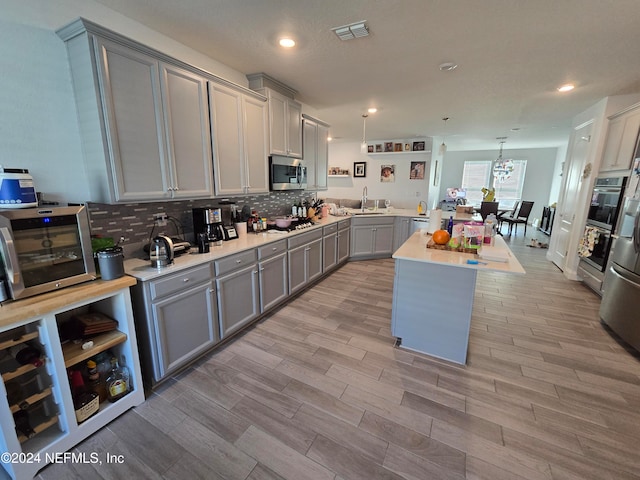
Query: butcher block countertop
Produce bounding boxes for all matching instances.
[0,276,136,328]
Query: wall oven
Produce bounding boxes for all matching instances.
[587,175,627,229]
[0,205,96,301]
[269,156,307,191]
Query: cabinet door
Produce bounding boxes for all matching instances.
[259,252,288,312]
[601,109,640,172]
[209,83,245,195]
[373,225,395,254]
[268,90,287,156]
[616,112,640,170]
[94,37,170,201]
[287,99,303,158]
[351,225,375,256]
[601,116,627,171]
[303,119,318,189]
[288,244,307,294]
[323,232,337,271]
[160,64,213,198]
[337,228,350,263]
[151,281,218,377]
[393,217,411,250]
[307,238,323,283]
[316,123,329,190]
[216,264,260,338]
[243,95,269,193]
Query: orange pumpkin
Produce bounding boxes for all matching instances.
[432,229,450,245]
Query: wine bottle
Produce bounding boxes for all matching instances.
[447,216,454,235]
[13,410,35,438]
[10,344,43,367]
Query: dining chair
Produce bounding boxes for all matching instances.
[479,201,499,221]
[497,201,519,232]
[504,201,534,236]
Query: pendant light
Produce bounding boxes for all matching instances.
[493,137,514,183]
[439,117,449,156]
[360,114,368,153]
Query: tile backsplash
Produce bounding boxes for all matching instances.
[87,191,318,257]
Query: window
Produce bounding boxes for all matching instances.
[461,160,527,207]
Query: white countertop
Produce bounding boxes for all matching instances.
[124,209,488,282]
[392,231,525,274]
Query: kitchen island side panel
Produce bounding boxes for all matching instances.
[391,259,476,364]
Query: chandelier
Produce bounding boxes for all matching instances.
[492,137,514,183]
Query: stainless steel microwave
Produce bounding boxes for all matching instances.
[269,156,307,191]
[0,205,96,301]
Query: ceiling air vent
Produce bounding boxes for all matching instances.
[332,21,369,41]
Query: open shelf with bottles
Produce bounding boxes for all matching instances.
[0,276,144,480]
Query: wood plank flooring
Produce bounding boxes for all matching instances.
[39,235,640,480]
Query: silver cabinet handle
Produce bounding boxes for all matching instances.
[183,278,190,282]
[260,267,265,272]
[236,259,242,263]
[272,247,277,251]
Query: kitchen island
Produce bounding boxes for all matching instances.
[391,232,525,364]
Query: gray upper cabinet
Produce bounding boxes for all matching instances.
[303,115,330,191]
[266,89,303,158]
[209,83,269,195]
[159,63,214,198]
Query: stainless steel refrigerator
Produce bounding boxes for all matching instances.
[600,197,640,351]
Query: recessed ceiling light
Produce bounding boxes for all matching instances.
[557,83,575,92]
[367,108,377,113]
[439,62,458,72]
[279,38,296,48]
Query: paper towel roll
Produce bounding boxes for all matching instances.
[427,209,442,233]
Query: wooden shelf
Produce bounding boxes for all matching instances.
[10,387,53,414]
[0,331,39,351]
[62,330,127,368]
[18,415,59,444]
[2,363,39,382]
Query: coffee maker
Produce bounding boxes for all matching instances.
[192,207,227,245]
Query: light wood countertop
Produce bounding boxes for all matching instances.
[0,276,137,329]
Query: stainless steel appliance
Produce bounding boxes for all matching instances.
[269,156,307,191]
[600,197,640,352]
[578,175,627,294]
[0,205,96,301]
[150,235,174,268]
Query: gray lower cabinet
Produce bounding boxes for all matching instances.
[257,240,289,311]
[288,229,323,294]
[350,216,395,259]
[323,224,338,271]
[215,250,260,339]
[337,219,351,264]
[393,217,412,251]
[132,263,218,386]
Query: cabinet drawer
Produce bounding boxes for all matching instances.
[288,229,322,249]
[323,224,338,235]
[215,249,257,276]
[351,216,395,226]
[338,219,351,230]
[258,240,287,260]
[149,263,212,300]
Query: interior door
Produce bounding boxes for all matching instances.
[551,121,593,270]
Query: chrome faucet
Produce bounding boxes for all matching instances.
[361,186,368,212]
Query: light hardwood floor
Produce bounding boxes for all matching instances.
[39,235,640,480]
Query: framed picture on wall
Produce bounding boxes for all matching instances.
[354,162,367,177]
[375,144,383,152]
[380,165,395,182]
[412,141,426,151]
[410,161,426,180]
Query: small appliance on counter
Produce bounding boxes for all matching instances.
[150,235,174,268]
[0,205,96,301]
[0,167,38,208]
[192,207,226,245]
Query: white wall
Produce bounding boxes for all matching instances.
[323,140,432,209]
[0,0,247,204]
[439,147,560,225]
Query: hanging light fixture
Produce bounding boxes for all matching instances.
[492,137,514,183]
[360,114,368,153]
[439,117,449,155]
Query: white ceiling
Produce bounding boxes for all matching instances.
[92,0,640,151]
